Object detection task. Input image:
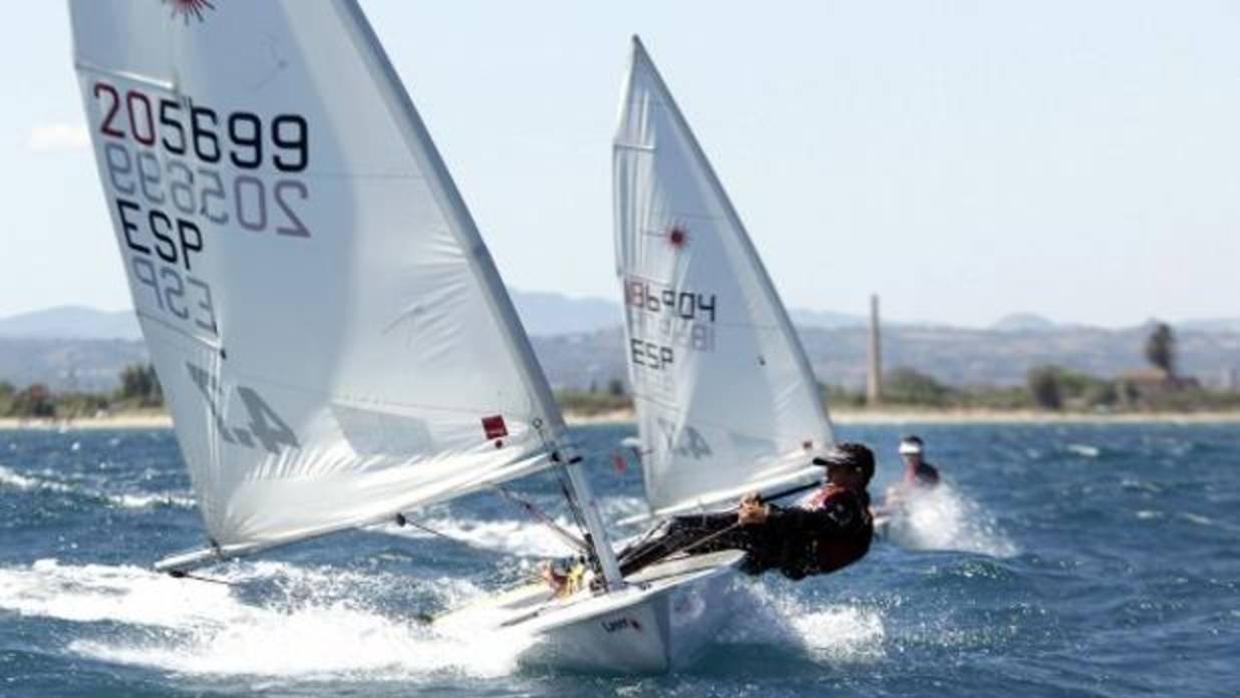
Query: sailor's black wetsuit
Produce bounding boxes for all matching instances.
[908,461,940,487]
[618,486,873,580]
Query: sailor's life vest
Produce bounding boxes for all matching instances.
[747,486,874,580]
[907,462,941,488]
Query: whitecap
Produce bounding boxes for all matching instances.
[0,465,75,494]
[378,516,577,559]
[379,495,649,559]
[0,559,241,627]
[1065,443,1100,458]
[722,583,885,664]
[879,484,1018,558]
[0,464,193,509]
[1180,512,1214,527]
[3,559,529,680]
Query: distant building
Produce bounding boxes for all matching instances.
[1220,367,1240,391]
[866,294,882,406]
[1118,367,1199,397]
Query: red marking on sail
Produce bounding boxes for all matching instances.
[667,226,688,250]
[166,0,216,23]
[482,415,508,440]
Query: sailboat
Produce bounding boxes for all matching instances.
[448,36,845,669]
[69,0,601,573]
[70,0,740,675]
[613,36,836,525]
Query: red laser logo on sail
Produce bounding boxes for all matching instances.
[667,226,689,251]
[166,0,215,24]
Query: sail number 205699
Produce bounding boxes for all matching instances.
[93,83,307,172]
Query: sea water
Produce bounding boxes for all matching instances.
[1,423,1237,696]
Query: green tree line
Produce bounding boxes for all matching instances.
[0,363,164,419]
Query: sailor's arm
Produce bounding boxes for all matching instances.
[766,497,861,535]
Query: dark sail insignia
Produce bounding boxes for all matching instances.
[165,0,215,24]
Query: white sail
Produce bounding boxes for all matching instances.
[70,1,571,560]
[613,38,835,517]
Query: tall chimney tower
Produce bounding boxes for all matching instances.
[867,294,882,406]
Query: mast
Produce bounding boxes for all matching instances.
[559,452,625,587]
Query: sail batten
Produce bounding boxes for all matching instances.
[71,0,569,555]
[614,38,835,516]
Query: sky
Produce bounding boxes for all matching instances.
[3,1,1240,328]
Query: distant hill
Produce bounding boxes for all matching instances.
[0,294,871,341]
[0,292,621,342]
[0,306,141,341]
[531,322,1240,392]
[5,301,1240,392]
[0,337,147,392]
[510,291,621,336]
[1179,317,1240,334]
[788,308,867,329]
[991,313,1058,333]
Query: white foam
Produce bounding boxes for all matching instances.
[0,464,193,509]
[0,559,241,627]
[600,495,650,524]
[1,559,531,680]
[380,516,577,558]
[724,583,885,663]
[0,465,75,494]
[71,602,529,680]
[380,495,649,559]
[1178,511,1240,534]
[108,492,197,509]
[1066,443,1100,458]
[881,484,1018,558]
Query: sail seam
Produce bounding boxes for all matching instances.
[74,60,175,90]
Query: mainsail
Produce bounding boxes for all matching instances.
[613,38,835,517]
[71,1,575,564]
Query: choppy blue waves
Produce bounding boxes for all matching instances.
[1,423,1238,696]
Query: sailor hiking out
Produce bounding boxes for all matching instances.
[897,435,940,488]
[616,443,875,580]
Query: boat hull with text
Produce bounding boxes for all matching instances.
[438,550,744,672]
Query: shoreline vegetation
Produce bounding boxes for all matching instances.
[6,321,1239,430]
[7,406,1240,432]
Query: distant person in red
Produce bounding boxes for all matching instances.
[616,443,875,581]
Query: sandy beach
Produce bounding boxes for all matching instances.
[6,408,1240,432]
[566,408,1240,426]
[0,413,173,431]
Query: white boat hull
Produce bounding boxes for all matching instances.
[436,550,744,673]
